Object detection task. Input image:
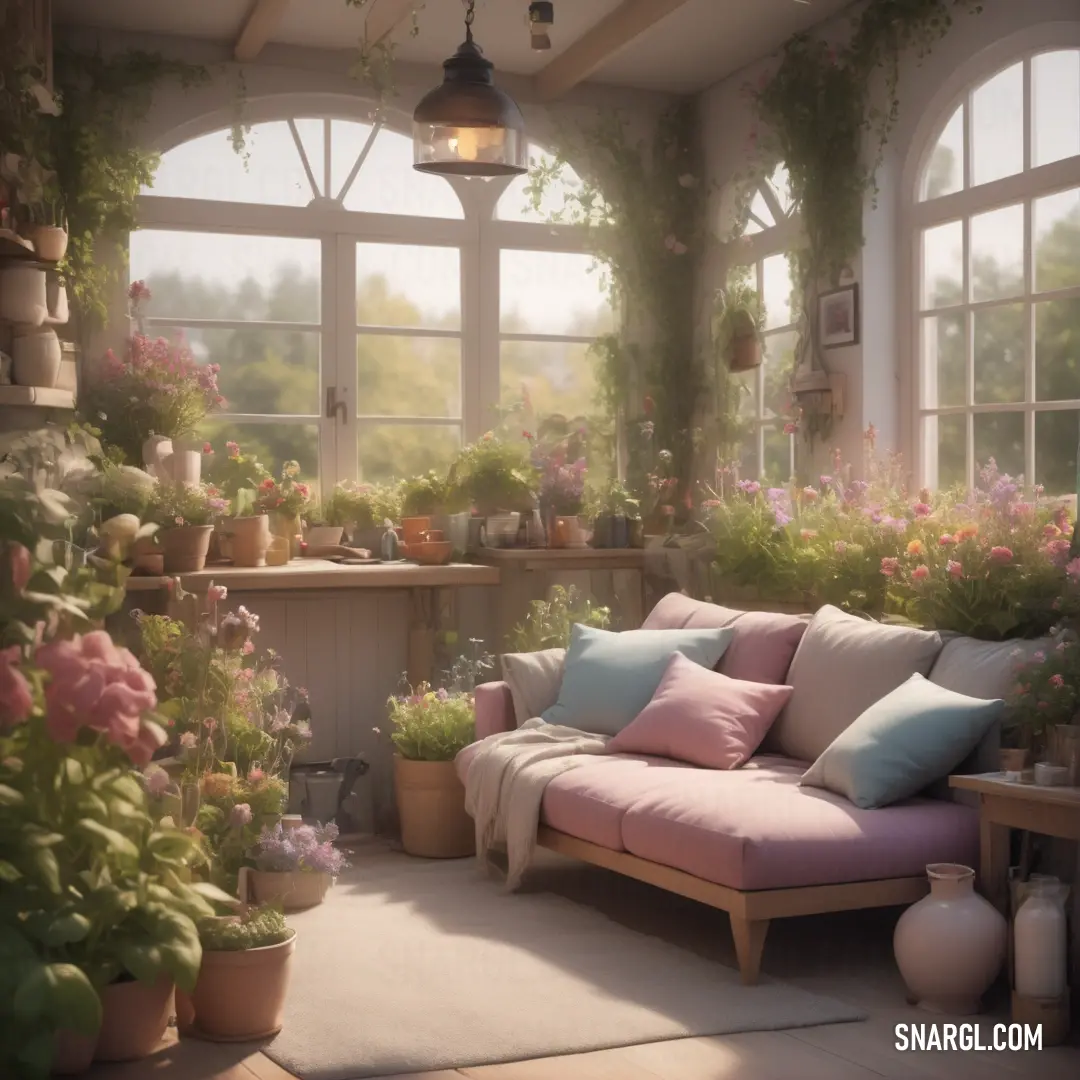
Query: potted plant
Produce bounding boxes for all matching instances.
[399,471,446,544]
[302,489,350,548]
[255,461,311,559]
[204,441,272,566]
[587,479,640,549]
[186,905,296,1042]
[713,266,766,373]
[247,821,347,910]
[334,481,401,551]
[381,681,477,858]
[448,434,537,546]
[147,481,228,572]
[506,584,611,652]
[77,311,224,469]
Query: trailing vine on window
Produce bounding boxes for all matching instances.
[344,0,426,99]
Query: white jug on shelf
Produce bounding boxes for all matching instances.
[1014,877,1069,1000]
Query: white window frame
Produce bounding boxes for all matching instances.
[901,28,1080,492]
[131,95,599,489]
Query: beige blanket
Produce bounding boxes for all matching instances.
[463,718,611,890]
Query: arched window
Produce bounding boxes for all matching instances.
[129,111,611,486]
[724,165,799,483]
[913,48,1080,494]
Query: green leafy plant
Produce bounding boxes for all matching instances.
[203,441,271,518]
[585,478,640,521]
[332,481,402,531]
[147,482,227,529]
[447,434,537,516]
[343,0,425,99]
[712,265,766,371]
[380,681,476,761]
[198,906,292,952]
[255,461,312,519]
[506,585,611,653]
[399,471,445,517]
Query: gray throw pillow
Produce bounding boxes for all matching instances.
[501,648,566,726]
[767,605,943,762]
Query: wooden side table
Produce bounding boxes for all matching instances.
[949,772,1080,1017]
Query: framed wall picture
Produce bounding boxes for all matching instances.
[818,284,859,349]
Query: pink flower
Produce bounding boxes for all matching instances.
[5,542,31,593]
[202,442,213,455]
[145,767,170,797]
[1067,558,1080,581]
[1044,524,1061,538]
[226,441,240,458]
[1044,539,1072,566]
[203,716,217,733]
[880,557,900,577]
[0,647,33,730]
[242,640,254,655]
[912,502,932,517]
[989,546,1014,564]
[939,534,957,546]
[248,767,265,784]
[783,422,798,435]
[1033,651,1046,663]
[127,280,152,304]
[229,803,253,828]
[800,529,817,541]
[947,560,964,578]
[179,731,198,750]
[912,565,930,582]
[834,541,847,554]
[1050,674,1065,688]
[801,487,818,502]
[207,584,228,604]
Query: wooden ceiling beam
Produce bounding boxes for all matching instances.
[234,0,292,63]
[532,0,695,101]
[361,0,422,48]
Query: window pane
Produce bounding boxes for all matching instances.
[748,189,775,229]
[922,221,963,309]
[201,420,320,483]
[734,369,758,419]
[762,254,794,329]
[735,432,759,480]
[974,304,1025,405]
[500,341,599,424]
[147,123,314,206]
[935,414,967,489]
[1034,186,1080,292]
[356,244,460,329]
[330,119,376,199]
[358,424,460,484]
[500,250,614,336]
[357,336,461,418]
[292,119,326,196]
[130,232,321,323]
[155,325,320,416]
[920,105,964,201]
[1036,298,1080,402]
[343,128,463,219]
[1033,51,1080,167]
[497,150,593,223]
[974,411,1024,479]
[972,62,1023,186]
[971,204,1024,301]
[762,425,793,484]
[1036,411,1079,495]
[921,313,965,408]
[769,165,794,215]
[762,331,797,417]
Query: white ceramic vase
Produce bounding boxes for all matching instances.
[894,863,1007,1014]
[26,224,69,262]
[0,265,48,325]
[1014,878,1068,1000]
[12,326,61,387]
[142,435,174,479]
[166,440,202,486]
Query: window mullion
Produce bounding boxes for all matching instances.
[332,233,358,485]
[287,119,321,201]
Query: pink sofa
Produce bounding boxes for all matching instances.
[458,593,1034,984]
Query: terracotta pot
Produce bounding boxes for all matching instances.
[51,1029,97,1075]
[174,987,196,1036]
[550,515,588,549]
[304,524,344,547]
[222,515,271,567]
[402,516,432,543]
[189,931,297,1042]
[160,524,214,573]
[893,863,1006,1014]
[26,223,69,262]
[394,756,475,859]
[729,333,762,372]
[249,869,332,911]
[130,535,163,575]
[94,976,174,1062]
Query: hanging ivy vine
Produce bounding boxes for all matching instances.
[344,0,426,99]
[745,0,982,440]
[528,101,745,505]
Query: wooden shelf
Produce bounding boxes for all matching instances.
[124,559,500,593]
[472,547,645,572]
[0,385,75,409]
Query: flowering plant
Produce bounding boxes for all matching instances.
[447,433,537,516]
[255,461,311,518]
[79,330,224,466]
[203,440,271,517]
[506,585,611,652]
[253,821,348,876]
[381,678,476,761]
[146,480,228,528]
[1005,634,1080,754]
[399,471,446,517]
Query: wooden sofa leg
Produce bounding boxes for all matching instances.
[730,915,769,985]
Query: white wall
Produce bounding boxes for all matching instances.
[698,0,1080,477]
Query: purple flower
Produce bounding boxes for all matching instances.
[774,509,792,527]
[253,820,347,876]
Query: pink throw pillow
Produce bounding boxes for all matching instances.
[607,652,793,770]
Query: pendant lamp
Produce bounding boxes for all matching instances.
[413,0,527,177]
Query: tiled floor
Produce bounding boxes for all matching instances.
[87,845,1080,1080]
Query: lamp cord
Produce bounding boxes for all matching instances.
[464,0,475,42]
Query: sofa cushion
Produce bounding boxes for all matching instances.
[765,605,943,762]
[501,648,566,726]
[643,592,807,684]
[800,673,1005,809]
[607,652,792,769]
[930,636,1055,700]
[540,623,734,736]
[619,756,979,890]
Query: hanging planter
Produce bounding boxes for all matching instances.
[729,333,762,373]
[713,269,765,374]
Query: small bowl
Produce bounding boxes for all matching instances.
[414,540,453,565]
[1033,761,1068,787]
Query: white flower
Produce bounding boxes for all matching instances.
[678,174,698,188]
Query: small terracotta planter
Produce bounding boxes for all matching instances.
[189,931,297,1042]
[222,514,271,567]
[94,976,174,1061]
[51,1029,97,1075]
[304,524,344,547]
[249,869,332,911]
[402,516,432,543]
[728,333,762,372]
[26,224,69,262]
[160,524,214,573]
[394,755,474,859]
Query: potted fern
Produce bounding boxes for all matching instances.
[185,906,296,1042]
[713,266,766,373]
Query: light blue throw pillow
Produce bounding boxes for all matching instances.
[800,672,1004,809]
[540,623,734,736]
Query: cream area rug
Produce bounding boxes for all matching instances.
[263,846,865,1079]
